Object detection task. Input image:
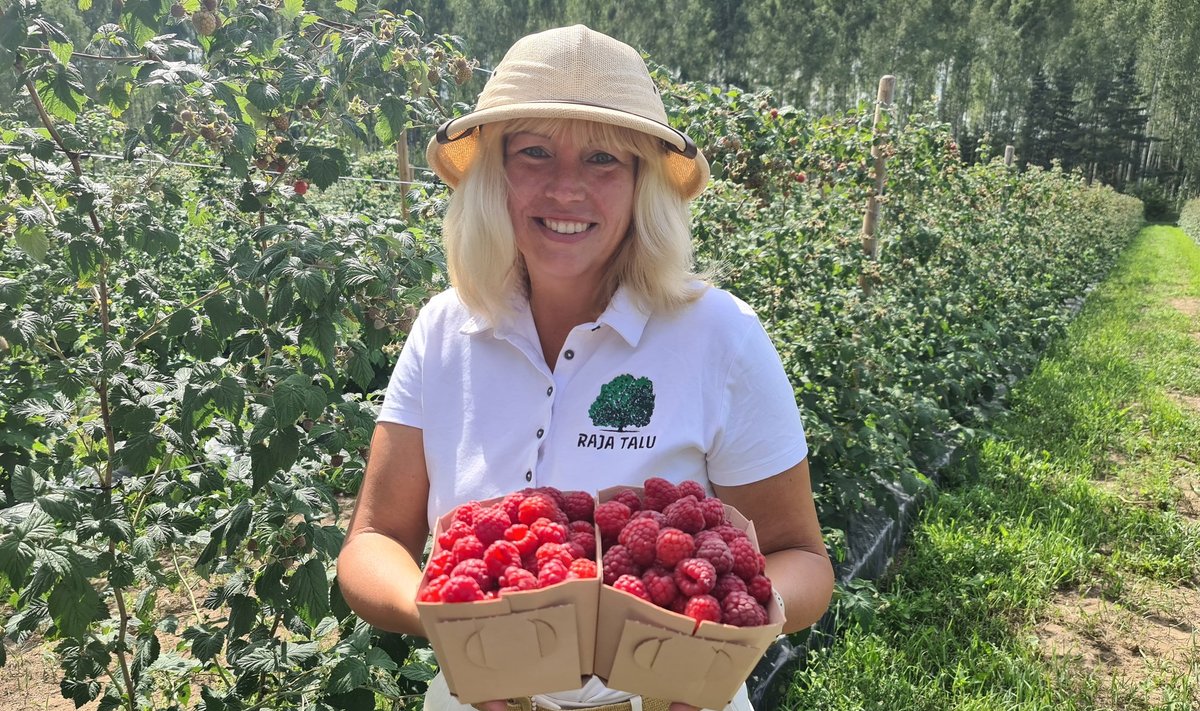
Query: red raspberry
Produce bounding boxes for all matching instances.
[611,489,643,512]
[437,520,472,550]
[473,505,511,545]
[700,498,727,528]
[711,573,748,601]
[451,534,484,564]
[532,486,566,510]
[683,594,722,626]
[521,551,538,573]
[499,565,537,592]
[500,492,527,521]
[655,528,695,568]
[440,575,485,602]
[602,544,639,585]
[729,537,763,580]
[566,540,587,560]
[483,540,522,578]
[451,501,482,526]
[643,477,679,512]
[569,558,597,579]
[424,550,455,579]
[721,590,768,627]
[611,574,650,601]
[713,525,748,545]
[747,574,774,605]
[530,517,568,545]
[632,509,667,527]
[669,595,688,614]
[503,524,539,557]
[418,574,450,602]
[694,535,733,575]
[694,529,723,547]
[535,542,576,572]
[677,480,707,501]
[537,558,569,587]
[664,496,705,534]
[674,558,717,597]
[562,491,595,522]
[642,566,679,608]
[594,500,632,544]
[518,493,560,526]
[569,530,596,559]
[569,520,594,534]
[451,558,493,592]
[618,517,660,567]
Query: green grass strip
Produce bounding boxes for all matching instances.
[785,225,1200,710]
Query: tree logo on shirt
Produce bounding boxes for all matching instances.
[588,374,655,432]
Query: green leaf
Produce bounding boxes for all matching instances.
[15,225,50,262]
[211,376,245,420]
[373,95,408,145]
[327,656,368,695]
[203,294,239,340]
[48,572,107,638]
[241,289,268,322]
[246,81,282,112]
[346,346,375,391]
[236,641,280,673]
[77,0,92,10]
[279,0,303,20]
[299,317,336,367]
[301,146,348,189]
[365,647,398,671]
[49,40,73,66]
[224,502,252,555]
[182,625,225,662]
[0,4,29,52]
[12,466,38,502]
[289,558,329,627]
[334,0,356,11]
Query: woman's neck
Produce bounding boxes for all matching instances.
[527,279,613,370]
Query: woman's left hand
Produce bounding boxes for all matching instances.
[668,703,700,711]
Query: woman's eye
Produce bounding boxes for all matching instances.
[518,146,549,158]
[589,152,618,164]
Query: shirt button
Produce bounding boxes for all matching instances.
[546,386,554,397]
[525,470,533,482]
[564,349,575,360]
[536,428,545,438]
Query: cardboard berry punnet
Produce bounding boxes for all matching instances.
[592,485,785,710]
[415,493,601,705]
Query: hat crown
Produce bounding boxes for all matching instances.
[476,25,668,124]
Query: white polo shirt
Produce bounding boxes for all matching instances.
[378,284,808,531]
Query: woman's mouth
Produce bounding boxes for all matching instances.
[540,218,593,235]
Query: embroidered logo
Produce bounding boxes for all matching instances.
[578,374,658,451]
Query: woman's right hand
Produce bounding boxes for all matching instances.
[470,702,509,711]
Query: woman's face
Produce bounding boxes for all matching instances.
[503,124,637,297]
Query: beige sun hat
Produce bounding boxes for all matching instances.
[427,25,710,200]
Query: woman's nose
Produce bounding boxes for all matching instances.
[544,159,586,202]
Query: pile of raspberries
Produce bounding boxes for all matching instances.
[417,486,598,603]
[598,478,772,628]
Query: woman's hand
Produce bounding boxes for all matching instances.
[668,703,700,711]
[470,701,509,711]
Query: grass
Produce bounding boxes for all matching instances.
[783,225,1200,710]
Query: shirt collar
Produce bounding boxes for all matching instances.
[458,285,650,347]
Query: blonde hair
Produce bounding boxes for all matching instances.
[442,118,706,326]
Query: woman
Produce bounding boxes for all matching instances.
[337,25,833,711]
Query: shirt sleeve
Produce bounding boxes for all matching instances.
[376,305,429,427]
[706,316,808,486]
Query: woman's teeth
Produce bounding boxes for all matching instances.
[542,218,591,234]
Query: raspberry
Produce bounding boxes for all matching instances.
[499,566,537,592]
[566,540,587,560]
[674,558,717,597]
[562,491,595,522]
[503,524,539,557]
[518,494,560,526]
[418,574,450,602]
[683,594,722,627]
[632,509,667,527]
[677,480,707,501]
[655,528,695,568]
[664,496,706,534]
[424,550,455,579]
[535,542,576,572]
[694,535,734,575]
[530,517,568,545]
[642,566,679,608]
[569,558,597,579]
[643,477,680,512]
[451,558,492,591]
[711,573,748,601]
[694,529,723,547]
[729,537,764,580]
[618,517,660,567]
[713,525,748,545]
[669,595,688,614]
[500,492,527,521]
[451,534,484,564]
[483,540,522,578]
[594,500,632,544]
[473,505,511,545]
[569,530,596,559]
[452,501,482,526]
[440,575,484,602]
[568,520,594,534]
[611,574,650,601]
[602,544,639,585]
[537,558,569,587]
[437,520,472,550]
[611,489,643,512]
[700,497,727,528]
[721,590,768,627]
[532,486,566,510]
[747,574,774,605]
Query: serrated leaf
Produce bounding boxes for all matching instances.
[12,466,38,502]
[246,81,282,112]
[299,318,336,367]
[373,95,408,145]
[224,502,252,555]
[301,146,347,190]
[203,294,240,340]
[365,647,397,671]
[398,661,437,682]
[279,0,303,20]
[346,346,374,390]
[334,0,356,11]
[182,625,225,662]
[49,40,73,66]
[15,225,50,263]
[48,572,107,637]
[211,376,244,420]
[288,558,329,626]
[236,641,279,673]
[328,656,368,695]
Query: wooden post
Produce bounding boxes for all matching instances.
[861,75,895,295]
[1004,144,1015,167]
[396,129,412,223]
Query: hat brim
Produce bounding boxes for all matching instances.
[426,102,710,201]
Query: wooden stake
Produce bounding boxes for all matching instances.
[396,130,412,223]
[1004,144,1015,167]
[861,75,895,295]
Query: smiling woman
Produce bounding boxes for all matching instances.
[337,24,834,711]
